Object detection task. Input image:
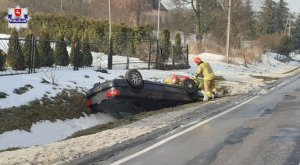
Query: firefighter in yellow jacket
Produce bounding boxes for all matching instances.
[194,57,217,101]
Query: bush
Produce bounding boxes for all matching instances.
[0,50,6,70]
[70,34,83,67]
[54,32,69,66]
[32,35,41,68]
[7,30,25,70]
[81,31,93,66]
[275,36,294,56]
[23,33,32,68]
[173,32,182,64]
[2,13,155,44]
[259,33,282,52]
[241,45,264,66]
[160,29,171,62]
[1,13,154,61]
[38,29,54,67]
[111,24,132,55]
[135,25,153,39]
[88,22,107,52]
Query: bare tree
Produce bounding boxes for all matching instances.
[171,0,221,41]
[165,7,194,33]
[13,0,89,17]
[131,0,154,26]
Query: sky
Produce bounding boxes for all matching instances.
[276,0,300,14]
[254,0,300,14]
[162,0,300,14]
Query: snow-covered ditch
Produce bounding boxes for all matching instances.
[0,113,115,150]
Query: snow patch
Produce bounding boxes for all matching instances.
[0,113,115,150]
[0,34,10,53]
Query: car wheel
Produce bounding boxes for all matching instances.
[183,79,197,94]
[125,69,144,89]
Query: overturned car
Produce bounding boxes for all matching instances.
[86,69,202,118]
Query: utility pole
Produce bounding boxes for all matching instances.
[284,13,292,37]
[109,0,112,40]
[288,14,292,37]
[108,0,113,69]
[157,0,161,41]
[284,14,289,36]
[60,0,62,13]
[225,0,232,63]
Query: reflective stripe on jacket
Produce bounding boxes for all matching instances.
[163,78,173,85]
[196,62,215,81]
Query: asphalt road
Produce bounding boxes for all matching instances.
[109,75,300,165]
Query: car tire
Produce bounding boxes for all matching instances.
[125,69,144,89]
[183,79,198,94]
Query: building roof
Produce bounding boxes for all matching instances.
[150,0,168,12]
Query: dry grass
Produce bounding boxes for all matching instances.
[240,45,265,66]
[189,40,225,55]
[189,39,265,65]
[259,33,282,51]
[0,90,91,134]
[189,41,205,54]
[251,75,279,82]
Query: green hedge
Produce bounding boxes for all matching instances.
[1,12,153,42]
[0,13,154,68]
[7,29,25,70]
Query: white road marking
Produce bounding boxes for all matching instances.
[277,81,287,87]
[111,95,260,165]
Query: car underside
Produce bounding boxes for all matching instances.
[86,69,203,118]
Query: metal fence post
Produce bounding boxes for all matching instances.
[172,46,175,68]
[33,39,36,73]
[126,53,129,70]
[72,42,75,70]
[73,41,79,71]
[28,35,36,74]
[148,41,152,70]
[186,44,189,67]
[108,39,113,69]
[155,40,159,69]
[126,37,129,70]
[29,35,34,74]
[76,41,80,70]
